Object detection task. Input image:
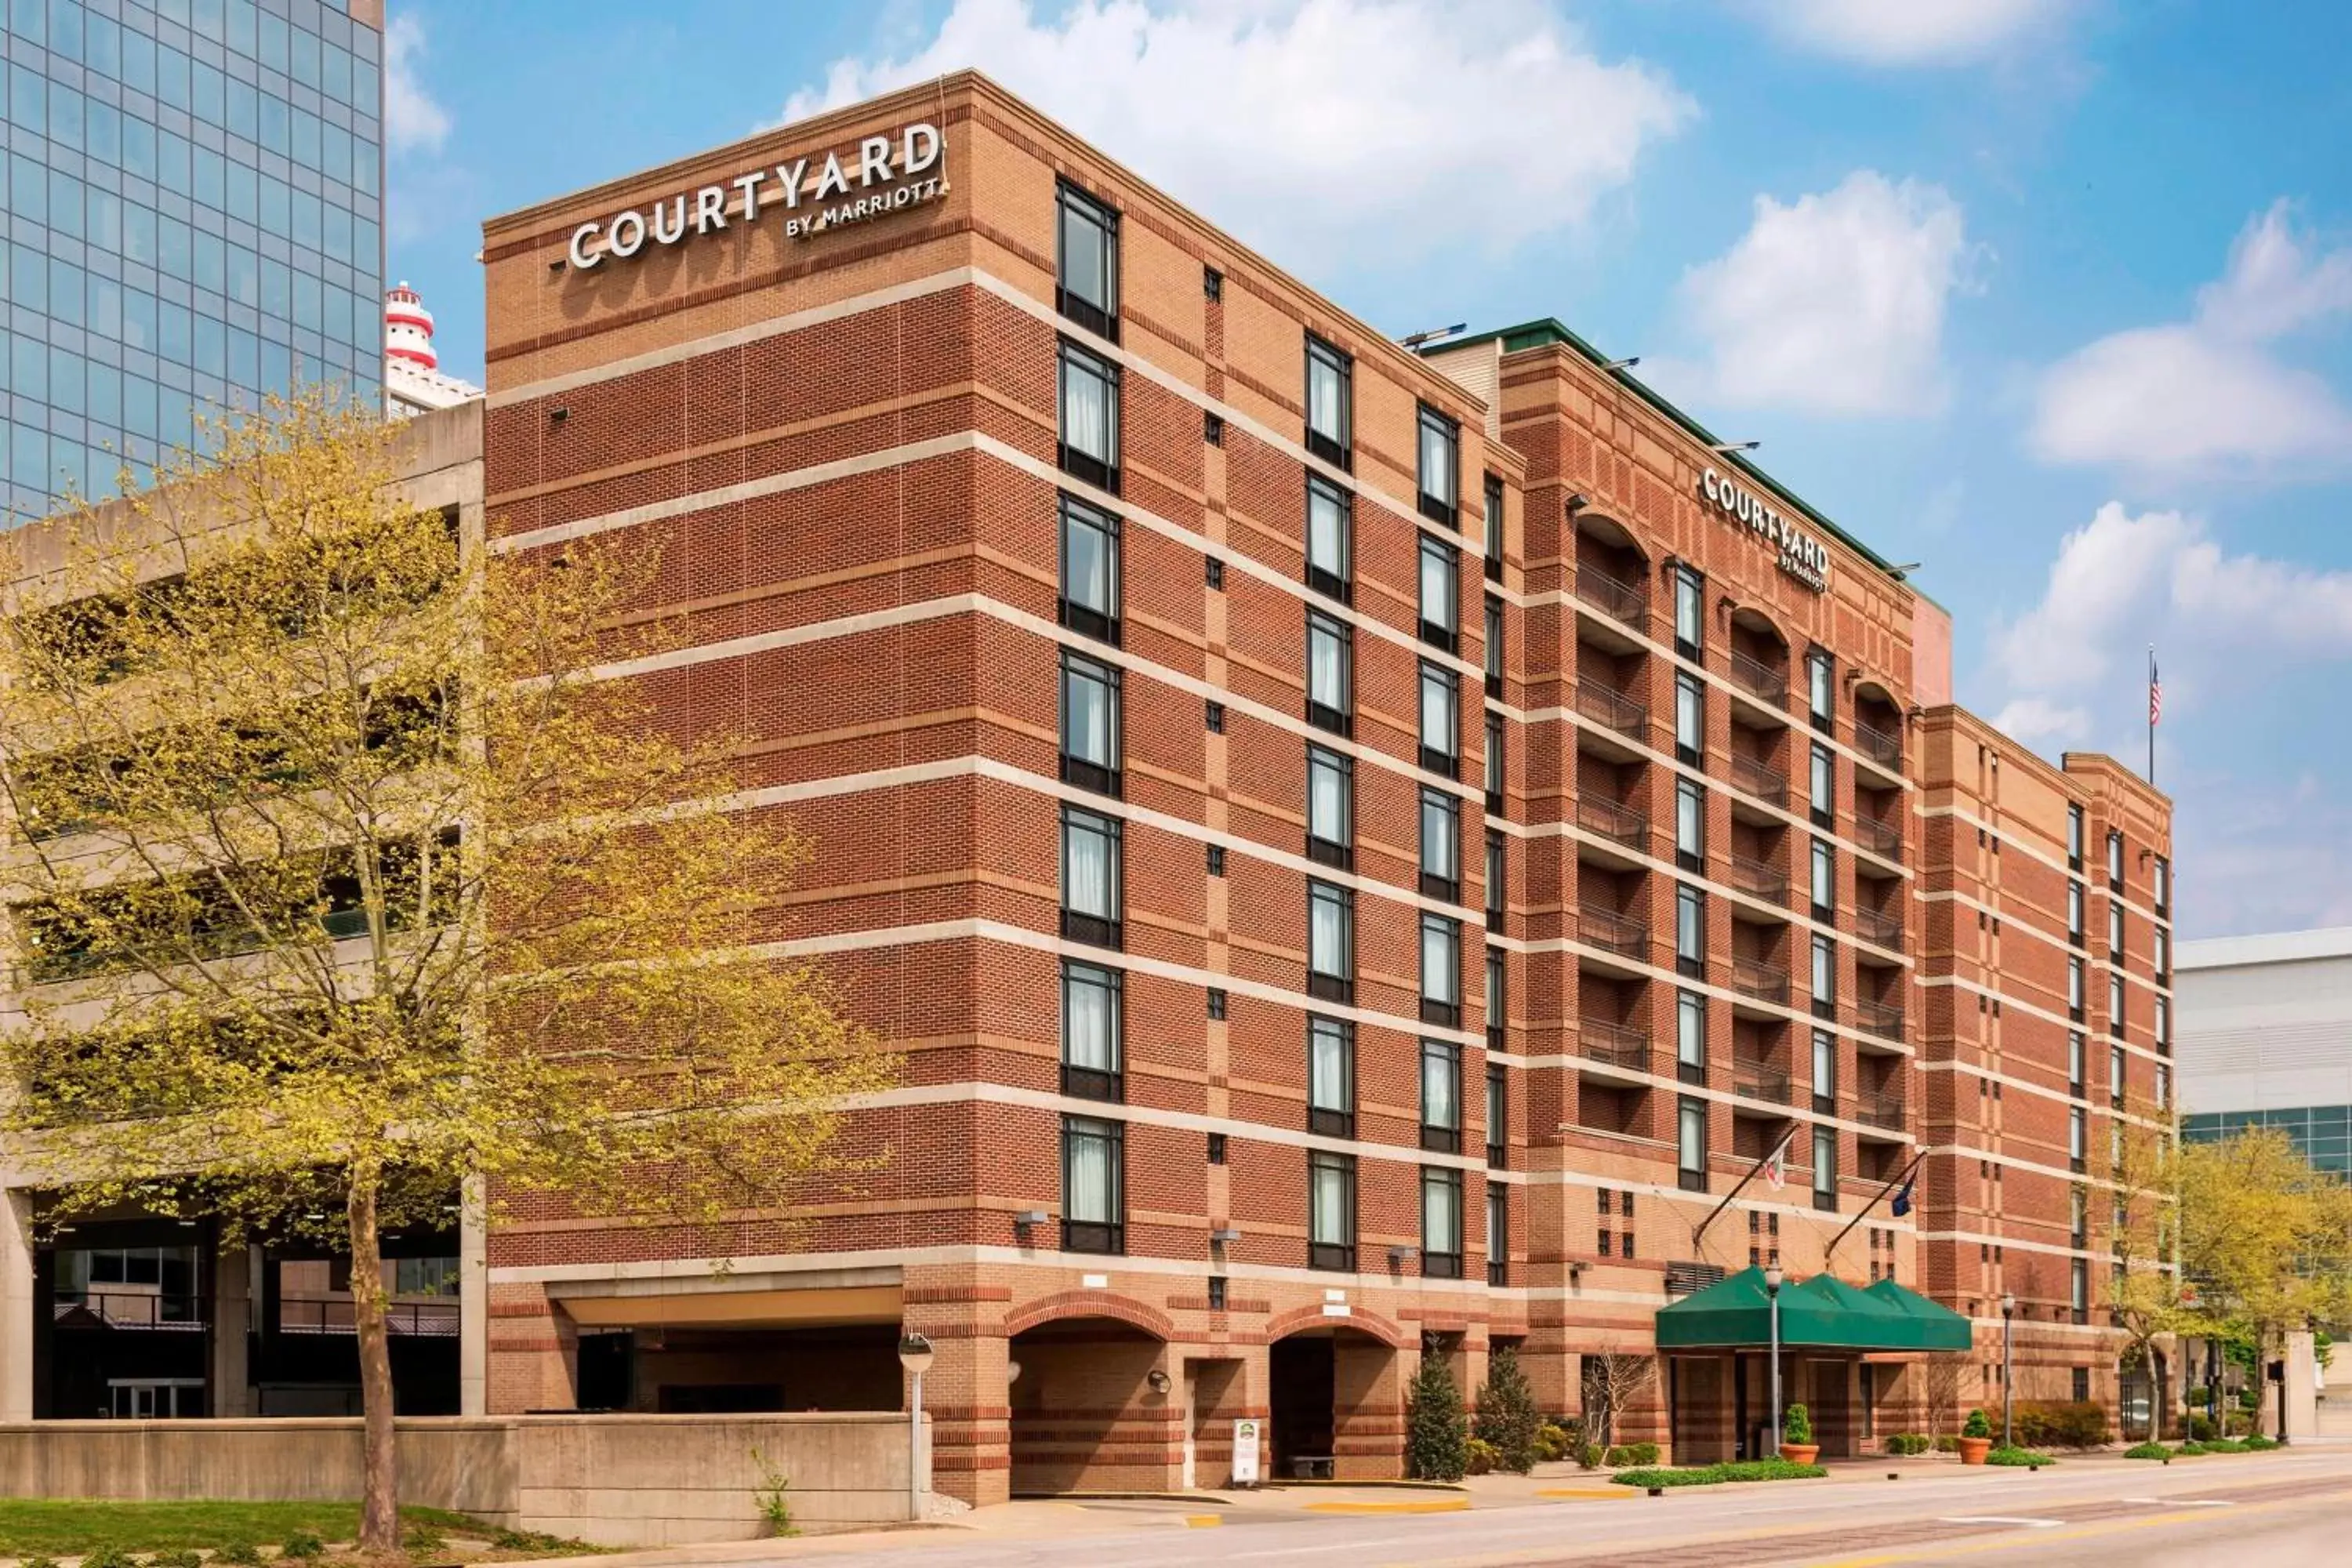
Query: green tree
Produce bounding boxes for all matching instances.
[0,397,895,1552]
[1406,1353,1470,1480]
[2105,1117,2201,1440]
[1473,1345,1542,1473]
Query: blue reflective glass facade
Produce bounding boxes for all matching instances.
[1,0,382,524]
[2182,1106,2352,1178]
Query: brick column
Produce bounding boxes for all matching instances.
[0,1189,31,1421]
[906,1283,1010,1508]
[485,1281,576,1412]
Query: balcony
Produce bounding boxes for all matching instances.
[1573,565,1647,629]
[1732,1062,1792,1106]
[1578,1018,1652,1078]
[1855,1089,1907,1133]
[1578,905,1650,963]
[1856,1000,1905,1042]
[1727,854,1789,904]
[1854,815,1904,864]
[1728,649,1789,709]
[1731,956,1790,1004]
[1853,906,1904,949]
[1577,796,1648,851]
[1729,753,1789,812]
[1856,720,1904,771]
[53,1290,207,1330]
[1574,681,1649,745]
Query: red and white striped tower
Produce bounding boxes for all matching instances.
[383,281,479,415]
[384,281,439,372]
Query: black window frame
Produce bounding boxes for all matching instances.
[1305,333,1353,470]
[1811,931,1837,1018]
[1421,1165,1464,1278]
[1675,776,1706,872]
[1485,946,1506,1053]
[1307,879,1355,1004]
[1483,596,1504,695]
[1420,1036,1461,1153]
[1307,1014,1356,1138]
[1484,829,1505,920]
[1060,1114,1126,1254]
[1054,180,1120,340]
[1809,742,1835,827]
[1812,1124,1838,1213]
[1060,958,1124,1102]
[1058,648,1123,798]
[1675,883,1707,979]
[1419,659,1460,777]
[2067,803,2085,871]
[1677,987,1707,1086]
[1059,804,1123,949]
[1810,837,1835,921]
[1056,338,1122,492]
[1679,1095,1708,1193]
[1483,473,1505,580]
[1418,532,1460,652]
[1419,785,1460,902]
[1486,1064,1506,1167]
[1807,648,1835,731]
[1672,563,1704,658]
[1057,493,1121,645]
[1416,402,1459,527]
[1486,1182,1508,1286]
[1307,1149,1358,1272]
[1675,670,1704,765]
[1305,473,1354,604]
[1421,911,1461,1027]
[1484,711,1505,813]
[1306,609,1354,738]
[1306,743,1356,872]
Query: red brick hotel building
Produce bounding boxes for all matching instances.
[479,74,2164,1497]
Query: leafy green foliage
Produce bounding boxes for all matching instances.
[1464,1437,1499,1475]
[1406,1356,1470,1481]
[2123,1442,2172,1459]
[1610,1459,1827,1487]
[1530,1421,1571,1463]
[279,1532,325,1559]
[1962,1409,1992,1439]
[2012,1401,2111,1450]
[1472,1347,1543,1474]
[1602,1443,1660,1467]
[1782,1402,1813,1444]
[1984,1446,2053,1466]
[1882,1434,1932,1456]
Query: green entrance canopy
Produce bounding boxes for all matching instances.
[1656,1266,1971,1352]
[1864,1277,1976,1351]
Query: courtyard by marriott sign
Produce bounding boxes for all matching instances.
[567,122,946,270]
[1698,467,1830,593]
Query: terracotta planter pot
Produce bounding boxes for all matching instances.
[1957,1436,1992,1465]
[1779,1443,1820,1465]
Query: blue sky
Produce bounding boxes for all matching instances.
[381,0,2352,938]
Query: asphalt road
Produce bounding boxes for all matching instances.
[649,1446,2352,1568]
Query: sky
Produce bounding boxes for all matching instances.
[380,0,2352,941]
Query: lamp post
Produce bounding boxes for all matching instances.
[898,1333,935,1522]
[1999,1293,2016,1450]
[1766,1264,1784,1459]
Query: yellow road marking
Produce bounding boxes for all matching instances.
[1535,1487,1633,1500]
[1800,1484,2352,1568]
[1185,1515,1224,1527]
[1304,1497,1472,1515]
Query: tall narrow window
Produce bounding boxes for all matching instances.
[1675,671,1704,764]
[1673,564,1703,656]
[1809,742,1834,826]
[2154,924,2170,978]
[1306,474,1352,603]
[1308,880,1353,1003]
[2154,855,2171,913]
[1306,611,1352,736]
[1812,1029,1837,1115]
[1058,495,1120,643]
[1061,960,1122,1102]
[1421,1037,1461,1152]
[1054,181,1119,339]
[2110,1043,2126,1104]
[1308,1016,1355,1138]
[1059,652,1121,797]
[2109,972,2125,1036]
[2069,956,2086,1019]
[2068,1031,2086,1094]
[1418,533,1459,652]
[1676,989,1706,1084]
[2071,1258,2089,1323]
[1421,913,1461,1027]
[1812,1125,1838,1211]
[1057,340,1120,491]
[1486,1065,1506,1167]
[2110,899,2126,962]
[2067,804,2085,870]
[2071,1185,2088,1247]
[1486,1183,1507,1285]
[1062,1115,1125,1253]
[2155,1062,2169,1108]
[1485,830,1505,920]
[1417,403,1459,526]
[1306,745,1354,870]
[1420,787,1460,901]
[1420,661,1460,776]
[1305,334,1352,468]
[1485,949,1506,1051]
[1308,1151,1356,1270]
[1421,1167,1463,1277]
[1676,884,1706,978]
[1484,713,1505,809]
[1483,473,1505,577]
[1061,807,1122,948]
[1675,777,1705,870]
[2069,1105,2087,1171]
[1484,597,1504,694]
[1807,650,1834,730]
[2155,995,2170,1049]
[1810,838,1835,919]
[1679,1097,1708,1192]
[2108,830,2126,885]
[2068,882,2085,944]
[1811,932,1836,1016]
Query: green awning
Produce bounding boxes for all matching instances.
[1864,1277,1976,1351]
[1656,1266,1970,1352]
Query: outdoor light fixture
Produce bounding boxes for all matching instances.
[1564,493,1590,515]
[1147,1370,1174,1396]
[1210,1227,1242,1245]
[899,1333,936,1519]
[1709,440,1761,455]
[1399,323,1468,349]
[1388,1244,1420,1266]
[2000,1291,2017,1449]
[549,406,570,423]
[1014,1209,1048,1229]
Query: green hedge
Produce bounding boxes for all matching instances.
[1882,1433,1933,1456]
[1610,1459,1827,1488]
[1602,1443,1661,1467]
[2011,1401,2111,1450]
[1984,1446,2054,1467]
[2242,1435,2280,1450]
[2122,1442,2172,1460]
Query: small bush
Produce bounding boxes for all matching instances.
[1933,1433,1958,1452]
[2176,1440,2207,1454]
[2013,1400,2110,1450]
[1405,1356,1470,1482]
[2198,1437,2249,1454]
[2184,1413,2217,1441]
[152,1552,203,1568]
[1577,1442,1605,1470]
[20,1555,59,1568]
[212,1545,264,1567]
[1962,1408,1992,1439]
[1465,1436,1500,1475]
[1783,1402,1813,1444]
[280,1534,325,1561]
[1984,1446,2053,1467]
[79,1548,137,1568]
[2242,1434,2280,1450]
[1602,1443,1660,1467]
[1883,1433,1931,1456]
[2123,1441,2172,1460]
[1531,1421,1570,1463]
[1610,1458,1826,1488]
[405,1523,451,1556]
[491,1530,587,1553]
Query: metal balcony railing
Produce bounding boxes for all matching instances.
[1573,565,1647,626]
[1578,905,1649,960]
[1731,956,1790,1004]
[1853,906,1904,948]
[1856,1000,1906,1041]
[1730,753,1788,809]
[1856,720,1904,768]
[1577,796,1648,849]
[1727,855,1789,902]
[1733,1063,1792,1105]
[1855,815,1904,862]
[1579,1019,1650,1074]
[1728,650,1788,708]
[1574,680,1649,741]
[53,1290,206,1330]
[1857,1090,1907,1131]
[277,1298,463,1337]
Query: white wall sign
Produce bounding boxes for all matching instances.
[568,123,945,270]
[1232,1418,1262,1486]
[1698,466,1831,593]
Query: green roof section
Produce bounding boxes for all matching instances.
[1655,1266,1970,1351]
[1424,318,1933,600]
[1864,1277,1978,1350]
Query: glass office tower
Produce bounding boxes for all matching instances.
[2,0,384,525]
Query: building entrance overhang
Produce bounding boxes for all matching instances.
[1656,1266,1970,1352]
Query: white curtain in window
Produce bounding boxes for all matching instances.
[1309,622,1345,711]
[1308,482,1347,576]
[1486,956,1504,1022]
[1420,418,1454,503]
[1678,891,1704,960]
[1421,669,1456,755]
[1310,754,1346,843]
[1812,746,1832,811]
[1677,677,1701,751]
[1065,968,1115,1071]
[1309,354,1344,441]
[1813,1129,1835,1195]
[1064,665,1111,764]
[1678,783,1703,855]
[1310,891,1345,975]
[1422,1044,1458,1128]
[1679,992,1704,1067]
[1812,935,1834,1000]
[1309,1022,1348,1109]
[1679,1102,1704,1172]
[1065,817,1112,917]
[1421,542,1454,630]
[1060,352,1111,461]
[1065,1125,1111,1222]
[1311,1158,1348,1243]
[1422,920,1457,1004]
[1813,842,1833,906]
[1062,510,1112,612]
[1423,1171,1460,1253]
[1813,1030,1835,1098]
[1421,794,1456,880]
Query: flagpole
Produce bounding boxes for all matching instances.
[1824,1148,1928,1265]
[1690,1125,1797,1250]
[2147,645,2156,785]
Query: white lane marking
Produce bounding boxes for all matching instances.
[1940,1515,2063,1528]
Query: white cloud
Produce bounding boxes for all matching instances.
[1988,695,2091,746]
[2030,202,2352,477]
[1672,172,1976,416]
[384,13,453,158]
[782,0,1692,268]
[1754,0,2071,66]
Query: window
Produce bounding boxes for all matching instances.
[1208,1131,1228,1165]
[1205,699,1225,732]
[1486,949,1506,1051]
[1057,341,1120,491]
[2068,883,2085,945]
[1204,411,1225,445]
[2067,804,2085,870]
[1676,884,1706,978]
[1207,844,1227,877]
[2154,855,2171,913]
[1419,661,1460,775]
[2110,900,2125,960]
[2155,995,2170,1050]
[1205,267,1224,300]
[2110,1043,2126,1105]
[1679,1096,1708,1192]
[1677,989,1706,1084]
[1307,746,1354,869]
[1673,564,1703,656]
[1058,495,1120,643]
[1059,652,1122,796]
[1675,779,1706,871]
[1813,1029,1837,1115]
[1417,404,1459,526]
[1418,533,1459,651]
[1485,713,1505,810]
[1305,334,1352,468]
[1812,932,1836,1016]
[1486,1183,1508,1285]
[2068,1031,2086,1095]
[2071,1258,2089,1324]
[1421,913,1461,1026]
[1061,960,1122,1101]
[2155,1062,2169,1109]
[1208,1274,1228,1308]
[2071,1185,2088,1247]
[1675,671,1704,764]
[1054,181,1119,339]
[1810,838,1835,919]
[1308,1151,1357,1270]
[1420,787,1460,900]
[1486,1065,1506,1167]
[1307,611,1353,736]
[1207,557,1225,590]
[1484,597,1504,695]
[1807,650,1834,730]
[1485,830,1505,920]
[1308,880,1354,1002]
[2068,956,2086,1019]
[1306,474,1352,602]
[1308,1015,1355,1137]
[1062,1116,1125,1253]
[2069,1105,2087,1172]
[2109,972,2125,1036]
[1809,743,1835,826]
[1483,474,1505,578]
[1421,1038,1461,1152]
[1207,988,1227,1019]
[2154,924,2170,979]
[1813,1125,1838,1211]
[1422,1167,1463,1277]
[1061,807,1122,948]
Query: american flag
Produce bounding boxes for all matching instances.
[2149,655,2162,727]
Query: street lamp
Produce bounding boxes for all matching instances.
[1766,1265,1784,1460]
[1999,1293,2016,1449]
[898,1333,935,1521]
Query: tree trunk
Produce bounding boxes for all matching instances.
[349,1169,401,1555]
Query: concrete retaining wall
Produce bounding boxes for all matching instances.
[0,1414,920,1545]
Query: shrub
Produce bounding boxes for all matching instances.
[2242,1434,2280,1450]
[212,1546,264,1567]
[1603,1443,1660,1467]
[2176,1440,2207,1454]
[152,1552,203,1568]
[1610,1458,1826,1488]
[20,1556,59,1568]
[79,1548,136,1568]
[1932,1433,1958,1452]
[2013,1400,2110,1450]
[2123,1441,2172,1460]
[1883,1433,1931,1456]
[1474,1347,1544,1474]
[403,1524,450,1557]
[1465,1436,1500,1475]
[1531,1421,1570,1463]
[1984,1446,2053,1466]
[1406,1355,1470,1481]
[2183,1412,2218,1441]
[280,1534,325,1561]
[1962,1409,1992,1439]
[490,1530,586,1554]
[2196,1437,2249,1454]
[1783,1402,1813,1445]
[1577,1442,1605,1470]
